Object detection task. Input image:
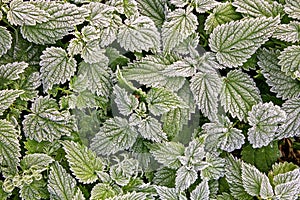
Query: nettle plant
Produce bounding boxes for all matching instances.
[0,0,300,199]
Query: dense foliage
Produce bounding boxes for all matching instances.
[0,0,300,199]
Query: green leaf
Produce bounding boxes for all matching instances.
[90,183,119,200]
[146,87,185,116]
[162,7,198,53]
[81,41,109,64]
[273,21,300,43]
[137,0,165,27]
[204,2,241,33]
[155,186,187,200]
[150,142,184,169]
[67,38,84,56]
[284,0,300,20]
[209,17,279,67]
[0,89,24,116]
[117,16,160,52]
[200,153,225,180]
[107,192,147,200]
[23,96,77,142]
[109,0,139,18]
[20,153,54,171]
[40,47,76,92]
[220,70,262,121]
[62,141,103,184]
[176,165,198,191]
[190,180,209,200]
[269,162,298,178]
[113,85,139,116]
[48,162,77,200]
[137,116,167,142]
[232,0,284,18]
[278,45,300,79]
[0,26,12,57]
[190,71,222,120]
[0,119,21,175]
[7,0,49,26]
[257,48,300,100]
[0,181,10,200]
[18,72,41,101]
[20,179,49,200]
[153,167,176,187]
[0,62,28,81]
[191,0,220,13]
[21,1,86,44]
[241,142,280,173]
[72,188,85,200]
[90,117,138,155]
[247,102,286,148]
[162,58,196,78]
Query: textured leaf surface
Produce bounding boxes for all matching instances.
[20,153,54,170]
[137,116,167,142]
[18,72,41,101]
[190,180,209,200]
[0,62,28,81]
[258,49,300,100]
[278,45,300,79]
[23,96,76,142]
[20,179,48,200]
[155,186,179,200]
[62,141,103,184]
[107,192,147,200]
[209,17,279,67]
[137,0,165,27]
[247,102,286,148]
[200,153,225,180]
[0,89,24,116]
[90,183,119,200]
[176,165,197,191]
[153,167,176,188]
[113,85,139,116]
[273,21,300,43]
[81,41,108,64]
[220,70,261,121]
[192,0,219,13]
[284,0,300,20]
[90,117,138,155]
[40,47,76,92]
[0,26,12,57]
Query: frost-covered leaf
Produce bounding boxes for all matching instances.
[23,96,77,142]
[232,0,283,18]
[0,119,21,175]
[91,117,138,155]
[20,153,54,171]
[209,17,279,67]
[72,189,85,200]
[90,183,119,200]
[147,87,185,116]
[78,61,113,97]
[191,0,219,13]
[20,179,48,200]
[18,72,41,101]
[123,54,185,91]
[205,2,241,33]
[137,0,165,27]
[0,89,24,116]
[190,71,222,120]
[113,85,139,116]
[277,98,300,139]
[150,142,184,169]
[7,0,50,26]
[118,16,160,52]
[67,38,84,56]
[220,70,262,121]
[190,180,209,200]
[62,141,103,184]
[81,41,109,64]
[109,0,138,17]
[162,7,198,53]
[176,165,197,191]
[273,21,300,43]
[200,153,225,180]
[174,33,201,57]
[278,45,300,79]
[162,59,196,78]
[247,102,286,148]
[153,167,176,188]
[284,0,300,20]
[155,186,187,200]
[0,26,12,57]
[258,49,300,100]
[21,2,86,44]
[40,47,76,92]
[0,62,28,81]
[48,162,77,200]
[137,116,167,142]
[107,191,147,200]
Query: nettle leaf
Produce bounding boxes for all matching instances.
[190,71,222,120]
[7,0,50,26]
[117,16,160,52]
[192,0,220,13]
[209,17,279,67]
[150,141,184,169]
[78,61,113,97]
[40,47,76,92]
[72,189,85,200]
[220,70,262,121]
[0,89,24,116]
[81,41,109,64]
[90,183,119,200]
[21,1,86,44]
[91,117,138,155]
[232,0,283,18]
[204,2,241,34]
[162,58,196,78]
[18,72,41,101]
[62,141,103,184]
[48,162,77,200]
[137,0,165,27]
[153,167,177,187]
[162,7,198,53]
[278,45,300,79]
[123,54,185,91]
[174,33,200,57]
[0,119,21,175]
[23,96,77,142]
[20,153,54,171]
[273,21,300,43]
[242,162,274,199]
[109,0,139,18]
[147,87,185,116]
[258,49,300,100]
[0,26,12,57]
[200,153,225,180]
[247,102,286,148]
[137,116,167,142]
[113,85,139,116]
[155,186,181,200]
[20,179,49,200]
[190,180,209,200]
[107,192,147,200]
[176,165,198,191]
[284,0,300,20]
[277,98,300,139]
[0,62,28,81]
